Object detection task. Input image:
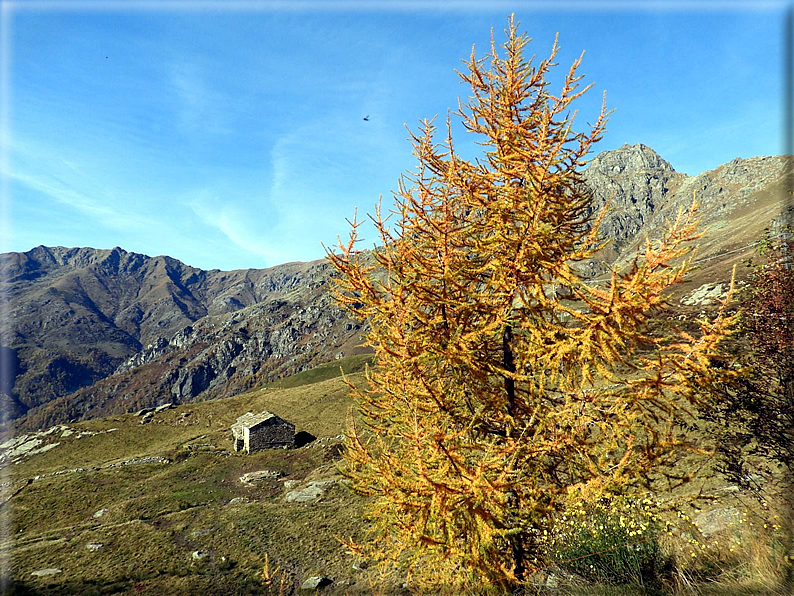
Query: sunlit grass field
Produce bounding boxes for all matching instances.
[2,352,791,595]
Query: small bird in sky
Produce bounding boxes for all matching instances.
[363,115,370,121]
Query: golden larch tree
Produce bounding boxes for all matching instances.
[326,16,736,593]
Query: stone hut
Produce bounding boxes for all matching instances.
[231,411,295,453]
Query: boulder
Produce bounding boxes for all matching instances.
[285,480,336,503]
[31,569,61,577]
[301,576,333,590]
[694,506,742,537]
[7,438,42,458]
[680,282,728,306]
[286,485,324,503]
[27,442,60,456]
[239,470,281,484]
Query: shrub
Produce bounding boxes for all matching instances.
[545,494,670,586]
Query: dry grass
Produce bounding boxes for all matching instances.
[3,350,793,595]
[2,360,377,595]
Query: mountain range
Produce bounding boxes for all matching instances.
[2,143,791,431]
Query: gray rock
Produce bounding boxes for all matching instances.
[41,425,65,436]
[286,485,324,503]
[583,143,676,251]
[184,443,214,451]
[171,364,214,400]
[239,470,282,483]
[286,479,338,502]
[680,282,728,306]
[27,442,60,456]
[93,508,108,518]
[192,550,208,560]
[7,438,43,458]
[694,506,742,537]
[170,325,196,349]
[31,568,62,577]
[0,434,24,450]
[86,542,104,551]
[301,576,333,590]
[105,456,169,467]
[116,338,170,375]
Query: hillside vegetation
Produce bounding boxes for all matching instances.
[2,357,388,595]
[1,352,791,595]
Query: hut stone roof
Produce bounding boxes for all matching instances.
[231,411,292,439]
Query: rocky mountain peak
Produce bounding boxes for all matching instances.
[18,245,148,273]
[580,144,679,256]
[586,143,675,177]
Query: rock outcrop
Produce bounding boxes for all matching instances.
[583,143,678,250]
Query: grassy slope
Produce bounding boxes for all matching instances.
[2,356,395,596]
[3,342,790,595]
[266,354,372,390]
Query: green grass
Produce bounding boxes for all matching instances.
[266,353,373,390]
[5,430,375,595]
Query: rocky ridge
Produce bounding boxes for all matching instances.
[583,142,678,251]
[3,144,791,430]
[582,144,790,273]
[2,251,365,429]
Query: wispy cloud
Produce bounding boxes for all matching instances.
[167,59,232,136]
[6,145,154,231]
[188,191,294,266]
[267,126,368,238]
[4,138,171,256]
[11,169,119,221]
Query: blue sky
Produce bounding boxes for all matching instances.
[1,1,788,271]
